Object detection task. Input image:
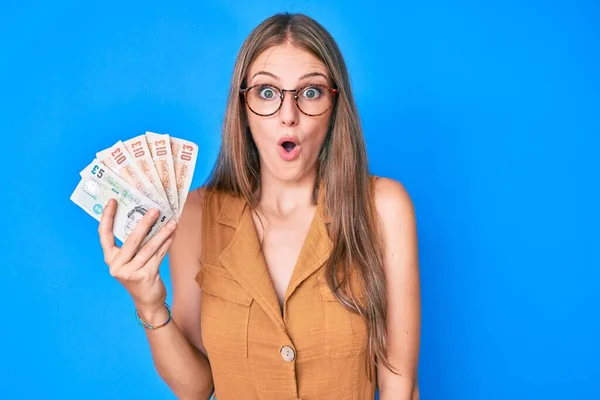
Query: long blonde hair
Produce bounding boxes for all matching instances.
[206,12,394,372]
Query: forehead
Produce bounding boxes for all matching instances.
[248,43,328,83]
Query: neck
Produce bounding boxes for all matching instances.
[257,168,318,218]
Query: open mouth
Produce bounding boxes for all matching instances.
[278,136,300,153]
[281,141,297,153]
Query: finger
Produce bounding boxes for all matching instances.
[98,198,119,264]
[131,231,176,281]
[114,207,161,265]
[131,219,177,269]
[149,232,176,266]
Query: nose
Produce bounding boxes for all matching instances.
[279,91,299,127]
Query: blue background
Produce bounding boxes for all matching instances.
[1,1,598,399]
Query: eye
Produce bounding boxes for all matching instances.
[301,86,322,100]
[257,85,279,100]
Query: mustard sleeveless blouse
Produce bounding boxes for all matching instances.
[195,185,377,400]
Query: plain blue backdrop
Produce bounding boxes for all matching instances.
[1,0,598,399]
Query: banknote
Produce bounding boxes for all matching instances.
[123,135,169,202]
[70,159,173,245]
[171,137,198,217]
[146,131,179,218]
[96,141,171,212]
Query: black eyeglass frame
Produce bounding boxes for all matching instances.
[239,84,339,117]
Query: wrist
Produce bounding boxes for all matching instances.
[135,302,170,326]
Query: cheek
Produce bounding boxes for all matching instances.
[247,113,275,144]
[304,118,331,146]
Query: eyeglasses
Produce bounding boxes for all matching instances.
[240,84,339,117]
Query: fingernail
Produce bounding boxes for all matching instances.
[149,208,159,217]
[167,220,176,228]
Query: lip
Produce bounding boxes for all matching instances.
[277,135,301,161]
[277,136,300,146]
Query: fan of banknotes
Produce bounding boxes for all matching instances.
[70,131,198,245]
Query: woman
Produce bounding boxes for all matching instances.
[99,12,421,400]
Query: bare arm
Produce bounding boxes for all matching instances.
[374,178,421,400]
[143,188,213,399]
[99,188,213,399]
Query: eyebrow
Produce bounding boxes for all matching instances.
[250,71,329,82]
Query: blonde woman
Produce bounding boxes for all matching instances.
[99,12,421,400]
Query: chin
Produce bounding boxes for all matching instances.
[273,168,303,182]
[275,165,318,185]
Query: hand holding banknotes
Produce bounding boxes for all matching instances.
[98,198,176,314]
[70,131,198,319]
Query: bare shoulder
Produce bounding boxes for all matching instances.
[179,186,206,223]
[172,187,206,255]
[372,176,416,224]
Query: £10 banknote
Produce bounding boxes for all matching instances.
[70,131,198,243]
